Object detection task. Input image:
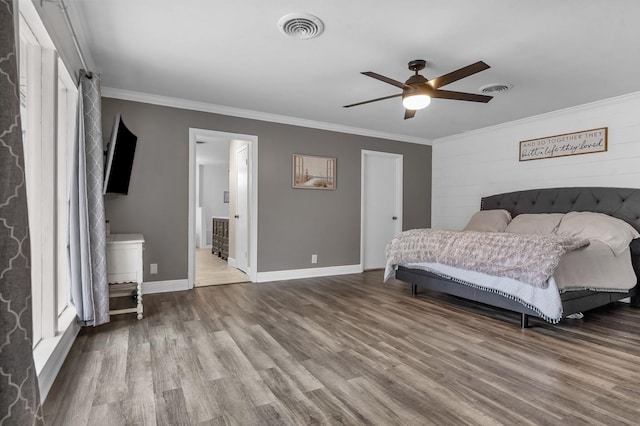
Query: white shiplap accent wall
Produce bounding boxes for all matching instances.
[432,91,640,230]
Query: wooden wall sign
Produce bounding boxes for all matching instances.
[519,127,608,161]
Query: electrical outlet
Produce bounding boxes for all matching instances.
[150,263,158,274]
[311,254,318,264]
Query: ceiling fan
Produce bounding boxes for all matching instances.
[343,59,493,119]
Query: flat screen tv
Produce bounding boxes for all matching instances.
[103,113,137,195]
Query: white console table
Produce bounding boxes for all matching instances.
[106,233,144,319]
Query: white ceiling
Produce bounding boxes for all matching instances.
[68,0,640,141]
[196,135,229,166]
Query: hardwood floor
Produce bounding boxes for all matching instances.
[43,271,640,425]
[195,248,249,287]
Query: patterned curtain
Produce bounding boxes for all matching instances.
[0,1,44,424]
[68,70,110,326]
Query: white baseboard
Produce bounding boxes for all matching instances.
[143,279,189,294]
[36,308,81,402]
[256,264,362,283]
[227,257,237,267]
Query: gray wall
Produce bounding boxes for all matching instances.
[102,98,432,281]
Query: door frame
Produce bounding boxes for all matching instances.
[360,149,403,270]
[188,128,258,286]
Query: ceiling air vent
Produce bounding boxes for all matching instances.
[278,13,325,39]
[479,83,513,94]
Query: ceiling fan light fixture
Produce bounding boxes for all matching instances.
[402,94,431,110]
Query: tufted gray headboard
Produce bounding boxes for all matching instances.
[481,187,640,282]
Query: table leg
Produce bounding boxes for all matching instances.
[136,281,143,320]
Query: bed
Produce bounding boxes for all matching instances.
[389,187,640,327]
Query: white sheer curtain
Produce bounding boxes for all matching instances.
[68,69,109,326]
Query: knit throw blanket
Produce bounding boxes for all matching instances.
[384,229,589,287]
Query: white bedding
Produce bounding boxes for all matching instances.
[397,241,636,323]
[402,262,564,323]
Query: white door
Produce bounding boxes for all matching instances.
[236,146,249,272]
[361,150,403,270]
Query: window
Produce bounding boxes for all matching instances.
[56,64,76,318]
[18,1,78,349]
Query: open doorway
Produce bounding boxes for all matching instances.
[188,129,258,288]
[194,136,247,286]
[194,246,248,286]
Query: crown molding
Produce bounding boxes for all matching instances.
[433,90,640,145]
[101,87,432,146]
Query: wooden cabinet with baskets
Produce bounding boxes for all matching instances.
[212,217,229,260]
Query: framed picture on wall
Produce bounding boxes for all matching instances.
[292,154,336,190]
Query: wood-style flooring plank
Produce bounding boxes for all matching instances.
[45,349,102,426]
[43,272,640,425]
[155,388,191,426]
[41,334,89,424]
[244,324,324,393]
[258,366,331,425]
[304,387,372,425]
[302,357,410,425]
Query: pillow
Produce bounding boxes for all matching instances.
[555,211,640,255]
[463,209,512,232]
[505,213,564,235]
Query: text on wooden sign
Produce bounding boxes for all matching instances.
[519,127,608,161]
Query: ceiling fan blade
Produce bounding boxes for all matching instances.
[343,93,402,108]
[362,72,411,89]
[404,109,416,120]
[430,89,493,103]
[428,61,491,89]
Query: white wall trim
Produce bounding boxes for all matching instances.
[35,309,81,403]
[227,257,237,268]
[434,90,640,145]
[256,264,362,283]
[102,87,432,146]
[143,279,189,294]
[19,0,56,50]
